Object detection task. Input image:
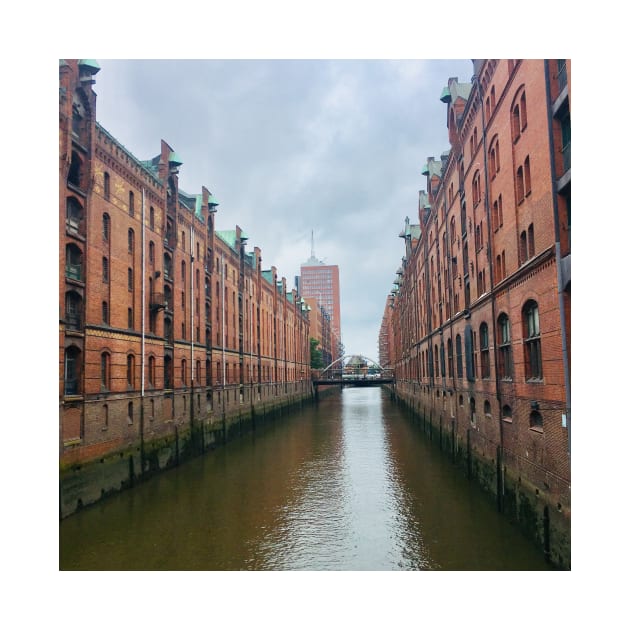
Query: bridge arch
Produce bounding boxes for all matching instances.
[320,354,386,375]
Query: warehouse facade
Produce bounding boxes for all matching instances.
[59,60,312,514]
[381,59,571,568]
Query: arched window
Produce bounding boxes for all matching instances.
[501,404,513,420]
[148,355,155,387]
[520,92,528,130]
[512,87,527,142]
[65,244,83,281]
[472,170,482,207]
[524,156,531,196]
[102,301,109,324]
[149,206,155,230]
[129,191,135,217]
[519,230,528,264]
[128,228,135,254]
[182,359,187,386]
[489,136,500,178]
[480,322,490,378]
[149,241,155,265]
[68,151,83,188]
[528,223,535,258]
[103,213,110,241]
[447,338,453,378]
[516,165,525,203]
[434,344,439,378]
[100,352,111,389]
[456,334,463,378]
[127,354,135,388]
[128,401,134,423]
[164,253,172,280]
[66,197,83,232]
[492,194,503,231]
[497,313,512,379]
[164,355,173,389]
[104,172,110,200]
[102,257,109,283]
[523,300,542,380]
[484,400,492,416]
[64,346,81,395]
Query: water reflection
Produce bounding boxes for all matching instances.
[60,388,550,571]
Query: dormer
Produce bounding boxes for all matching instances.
[441,76,472,150]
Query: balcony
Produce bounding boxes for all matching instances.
[65,313,82,331]
[65,263,82,281]
[150,293,166,312]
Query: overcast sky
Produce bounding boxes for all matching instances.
[92,59,473,362]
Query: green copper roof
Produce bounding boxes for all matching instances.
[78,59,101,73]
[168,151,183,166]
[421,163,429,176]
[439,86,451,103]
[216,230,238,251]
[207,194,219,207]
[262,270,274,284]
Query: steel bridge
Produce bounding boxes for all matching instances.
[311,355,394,388]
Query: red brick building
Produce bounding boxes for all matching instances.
[59,59,311,484]
[380,60,571,567]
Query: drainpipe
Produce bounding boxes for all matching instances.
[477,71,505,510]
[544,60,571,458]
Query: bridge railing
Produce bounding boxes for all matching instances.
[311,369,394,382]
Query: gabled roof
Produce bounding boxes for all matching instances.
[216,230,238,251]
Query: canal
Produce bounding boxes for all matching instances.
[59,387,551,570]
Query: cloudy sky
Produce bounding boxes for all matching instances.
[92,59,473,362]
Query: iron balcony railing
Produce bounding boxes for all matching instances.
[65,313,82,330]
[65,263,82,281]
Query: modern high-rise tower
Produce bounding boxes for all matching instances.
[299,233,342,359]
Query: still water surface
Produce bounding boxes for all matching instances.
[60,388,550,570]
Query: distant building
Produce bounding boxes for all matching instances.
[298,238,342,361]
